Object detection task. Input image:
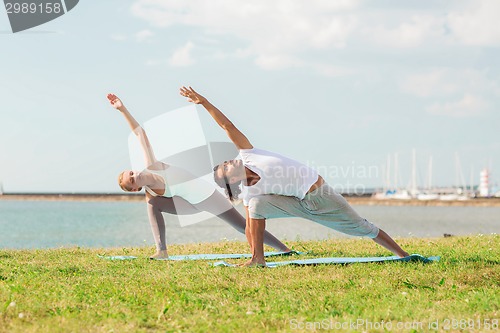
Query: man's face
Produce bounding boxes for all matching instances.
[217,159,242,184]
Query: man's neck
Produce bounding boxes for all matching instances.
[244,167,260,186]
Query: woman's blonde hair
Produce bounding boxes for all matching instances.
[117,171,128,192]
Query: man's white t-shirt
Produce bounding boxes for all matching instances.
[239,148,319,206]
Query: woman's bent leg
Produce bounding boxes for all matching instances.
[146,196,200,252]
[146,196,169,253]
[217,207,290,252]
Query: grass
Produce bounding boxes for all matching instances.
[0,235,498,332]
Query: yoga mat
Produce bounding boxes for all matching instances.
[98,251,303,261]
[98,255,137,260]
[161,250,304,261]
[212,254,440,268]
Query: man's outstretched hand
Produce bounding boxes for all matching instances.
[180,86,207,105]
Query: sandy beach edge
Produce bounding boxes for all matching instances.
[1,193,500,207]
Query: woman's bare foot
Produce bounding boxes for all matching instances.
[399,251,410,258]
[150,250,168,259]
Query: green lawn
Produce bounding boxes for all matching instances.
[0,235,498,332]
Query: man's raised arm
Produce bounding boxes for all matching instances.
[179,86,253,150]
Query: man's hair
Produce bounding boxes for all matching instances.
[213,164,241,202]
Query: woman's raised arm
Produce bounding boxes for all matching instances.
[107,93,157,167]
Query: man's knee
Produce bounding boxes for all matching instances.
[248,195,275,219]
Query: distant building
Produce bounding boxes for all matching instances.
[479,169,490,197]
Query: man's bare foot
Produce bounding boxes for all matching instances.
[237,259,253,267]
[240,258,267,267]
[150,250,168,259]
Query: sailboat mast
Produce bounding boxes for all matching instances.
[470,165,474,194]
[428,156,433,190]
[386,154,391,191]
[411,149,417,195]
[394,153,398,190]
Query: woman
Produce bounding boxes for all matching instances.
[179,87,409,267]
[107,93,290,258]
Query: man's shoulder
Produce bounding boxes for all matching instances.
[240,147,277,156]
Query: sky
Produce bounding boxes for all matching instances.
[0,0,499,194]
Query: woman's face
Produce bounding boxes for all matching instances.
[120,170,143,192]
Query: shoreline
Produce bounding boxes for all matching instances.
[1,193,500,206]
[0,193,145,202]
[345,196,500,207]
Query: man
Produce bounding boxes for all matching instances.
[180,86,409,267]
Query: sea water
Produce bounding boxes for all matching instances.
[0,200,498,249]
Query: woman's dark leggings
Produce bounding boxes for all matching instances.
[146,191,289,252]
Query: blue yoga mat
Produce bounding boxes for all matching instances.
[162,250,303,261]
[212,254,440,268]
[98,251,303,261]
[98,255,138,260]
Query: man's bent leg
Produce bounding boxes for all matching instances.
[245,216,253,253]
[246,195,298,266]
[244,217,266,267]
[372,229,409,258]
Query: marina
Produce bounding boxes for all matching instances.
[372,150,498,202]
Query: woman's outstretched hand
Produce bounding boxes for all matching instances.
[180,86,206,105]
[107,93,125,112]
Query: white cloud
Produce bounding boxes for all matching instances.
[400,69,460,97]
[135,29,154,42]
[426,94,488,117]
[131,0,360,71]
[401,68,500,96]
[361,1,500,48]
[130,0,500,74]
[401,68,498,117]
[168,42,195,67]
[368,15,445,48]
[447,0,500,46]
